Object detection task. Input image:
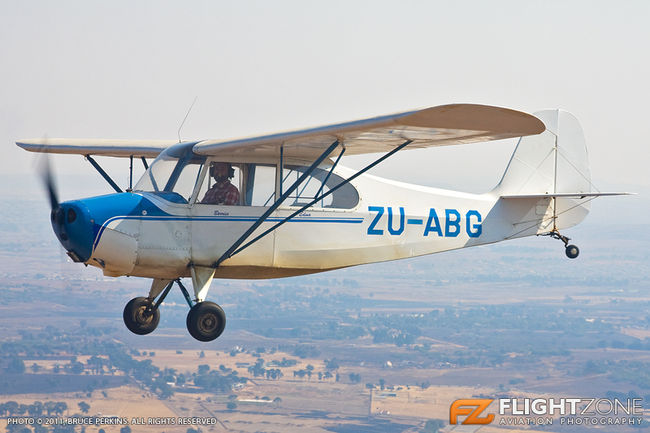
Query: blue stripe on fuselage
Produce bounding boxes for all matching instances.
[91,193,363,252]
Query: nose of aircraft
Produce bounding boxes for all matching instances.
[51,201,94,262]
[50,193,144,263]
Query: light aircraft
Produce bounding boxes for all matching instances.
[17,104,628,342]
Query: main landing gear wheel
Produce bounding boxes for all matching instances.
[123,297,160,335]
[186,301,226,342]
[565,244,580,259]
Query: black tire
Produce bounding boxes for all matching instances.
[565,244,580,259]
[186,301,226,342]
[123,297,160,335]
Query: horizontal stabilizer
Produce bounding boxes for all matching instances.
[501,192,634,199]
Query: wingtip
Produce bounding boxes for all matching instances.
[402,104,546,136]
[16,139,47,152]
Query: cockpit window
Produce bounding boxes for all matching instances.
[196,162,275,207]
[134,142,205,204]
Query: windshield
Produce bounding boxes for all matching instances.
[134,142,206,203]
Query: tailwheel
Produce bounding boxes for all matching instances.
[186,301,226,342]
[539,228,580,259]
[123,297,160,335]
[565,244,580,259]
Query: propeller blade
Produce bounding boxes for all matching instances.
[39,153,59,211]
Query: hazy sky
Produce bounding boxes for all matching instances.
[1,0,648,198]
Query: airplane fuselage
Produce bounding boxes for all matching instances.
[57,165,560,281]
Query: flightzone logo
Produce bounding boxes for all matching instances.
[449,399,495,425]
[450,397,645,427]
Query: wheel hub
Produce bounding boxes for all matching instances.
[135,306,154,324]
[199,313,218,332]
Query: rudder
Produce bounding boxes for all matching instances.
[494,109,592,232]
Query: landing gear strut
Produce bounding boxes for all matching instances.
[540,229,580,259]
[122,277,227,342]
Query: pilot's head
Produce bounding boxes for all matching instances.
[210,162,234,183]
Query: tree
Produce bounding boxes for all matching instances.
[422,419,444,433]
[28,401,44,417]
[3,401,18,416]
[120,427,132,433]
[198,364,210,375]
[31,363,41,373]
[54,402,67,416]
[33,424,48,433]
[44,401,58,416]
[16,404,28,415]
[52,425,75,433]
[7,426,32,433]
[226,402,237,410]
[88,355,104,374]
[78,401,90,414]
[348,373,361,383]
[324,358,339,370]
[69,361,84,374]
[6,357,25,374]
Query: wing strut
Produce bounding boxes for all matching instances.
[128,155,134,191]
[226,139,414,260]
[85,155,123,193]
[213,140,341,267]
[315,145,346,199]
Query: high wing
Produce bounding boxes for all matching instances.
[16,105,544,160]
[193,104,545,159]
[15,138,177,158]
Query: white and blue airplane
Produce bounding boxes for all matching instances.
[17,104,627,342]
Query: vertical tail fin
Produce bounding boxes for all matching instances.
[494,109,592,232]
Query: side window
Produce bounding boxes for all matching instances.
[244,164,276,206]
[197,162,242,205]
[196,162,276,207]
[281,166,359,209]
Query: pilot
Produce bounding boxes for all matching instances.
[200,162,240,205]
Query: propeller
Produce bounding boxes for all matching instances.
[37,152,67,237]
[41,153,60,212]
[34,144,86,262]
